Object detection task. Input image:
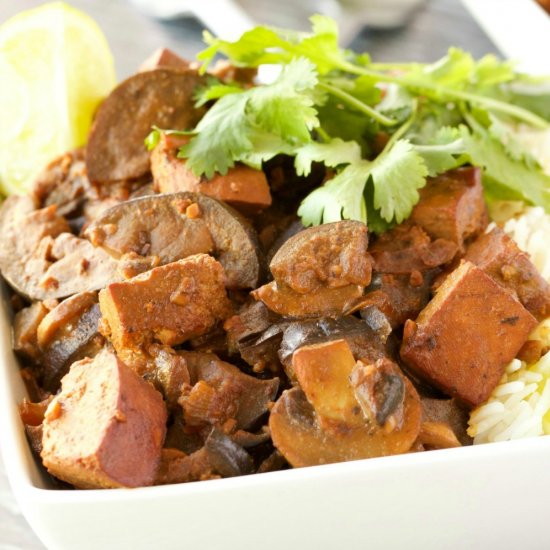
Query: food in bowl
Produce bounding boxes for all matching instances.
[2,12,550,490]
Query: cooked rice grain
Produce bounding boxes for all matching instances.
[468,350,550,443]
[503,206,550,282]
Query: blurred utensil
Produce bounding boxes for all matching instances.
[128,0,427,43]
[462,0,550,75]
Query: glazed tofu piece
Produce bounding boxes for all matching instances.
[41,350,167,489]
[292,339,363,428]
[139,47,190,72]
[400,261,537,407]
[410,167,488,251]
[151,133,272,214]
[99,254,231,351]
[464,227,550,321]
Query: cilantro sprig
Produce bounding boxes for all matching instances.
[148,15,550,233]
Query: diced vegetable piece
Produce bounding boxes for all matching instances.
[41,350,167,489]
[369,224,458,274]
[410,167,488,251]
[269,220,371,293]
[401,261,537,407]
[86,69,205,183]
[139,48,190,72]
[99,255,231,351]
[252,281,367,318]
[86,192,262,289]
[152,133,272,214]
[292,339,364,428]
[465,226,550,321]
[269,380,421,467]
[181,351,279,430]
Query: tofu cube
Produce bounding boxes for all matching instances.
[400,261,537,407]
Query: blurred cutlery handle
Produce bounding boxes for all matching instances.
[192,0,255,40]
[462,0,550,75]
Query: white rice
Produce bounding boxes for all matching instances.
[468,206,550,444]
[468,351,550,443]
[503,206,550,282]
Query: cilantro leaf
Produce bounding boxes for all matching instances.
[488,115,541,169]
[294,138,361,176]
[461,125,550,211]
[298,161,369,225]
[195,82,243,107]
[248,58,319,141]
[299,139,428,228]
[197,15,352,76]
[179,58,319,178]
[411,126,466,176]
[179,93,251,178]
[371,139,428,223]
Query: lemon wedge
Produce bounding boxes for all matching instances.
[0,2,116,195]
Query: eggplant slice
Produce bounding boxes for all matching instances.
[86,68,205,183]
[85,192,262,289]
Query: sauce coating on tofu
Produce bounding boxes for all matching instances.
[99,254,231,350]
[400,261,537,407]
[41,350,167,489]
[410,167,488,251]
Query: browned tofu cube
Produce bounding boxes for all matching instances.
[410,167,488,250]
[400,261,537,407]
[99,254,231,351]
[139,48,190,72]
[465,227,550,321]
[41,350,167,489]
[151,133,272,214]
[292,339,362,428]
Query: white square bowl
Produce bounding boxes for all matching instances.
[2,279,550,550]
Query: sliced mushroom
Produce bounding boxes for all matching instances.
[252,281,368,318]
[36,292,104,392]
[0,197,69,298]
[85,193,215,263]
[13,302,49,361]
[225,301,286,372]
[269,220,372,293]
[85,192,262,288]
[31,149,90,218]
[269,381,421,468]
[270,338,421,467]
[86,68,205,183]
[180,351,279,430]
[279,316,390,373]
[350,359,406,429]
[34,234,121,300]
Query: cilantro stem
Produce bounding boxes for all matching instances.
[315,126,331,143]
[338,62,549,129]
[317,81,399,127]
[385,99,418,149]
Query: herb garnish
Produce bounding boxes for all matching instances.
[147,15,550,233]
